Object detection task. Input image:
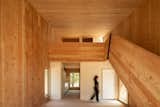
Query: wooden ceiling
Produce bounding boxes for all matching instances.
[28,0,143,39]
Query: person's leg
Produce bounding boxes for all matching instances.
[95,89,99,102]
[90,93,95,100]
[90,87,97,100]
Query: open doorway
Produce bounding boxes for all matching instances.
[63,63,80,98]
[102,68,128,103]
[102,68,117,100]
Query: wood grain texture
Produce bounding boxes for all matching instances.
[24,1,49,107]
[1,0,24,107]
[112,0,160,56]
[0,0,49,107]
[110,36,160,107]
[49,43,107,61]
[27,0,144,40]
[128,95,137,107]
[0,0,2,106]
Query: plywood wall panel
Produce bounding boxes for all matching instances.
[49,43,107,61]
[24,1,49,107]
[1,0,24,107]
[128,95,138,107]
[0,0,2,106]
[1,0,49,107]
[24,2,33,107]
[111,1,160,106]
[110,36,160,107]
[110,54,151,107]
[112,0,160,56]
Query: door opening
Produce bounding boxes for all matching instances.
[102,68,116,100]
[63,63,80,98]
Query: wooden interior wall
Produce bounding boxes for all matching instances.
[0,0,49,107]
[112,0,160,56]
[24,1,49,107]
[128,95,137,107]
[48,43,107,61]
[0,0,25,107]
[110,36,160,107]
[0,0,2,106]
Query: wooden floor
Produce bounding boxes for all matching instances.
[41,94,126,107]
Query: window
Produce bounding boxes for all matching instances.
[82,37,93,42]
[70,72,80,89]
[119,80,128,104]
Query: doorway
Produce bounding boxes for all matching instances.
[63,63,80,98]
[102,68,116,100]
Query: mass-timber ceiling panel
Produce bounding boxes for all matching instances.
[28,0,144,38]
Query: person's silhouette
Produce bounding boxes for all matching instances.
[90,75,99,102]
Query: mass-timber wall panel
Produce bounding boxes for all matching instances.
[24,1,49,107]
[112,0,160,56]
[49,43,107,61]
[0,0,49,107]
[0,0,2,106]
[110,36,160,107]
[111,1,160,106]
[0,0,25,107]
[24,2,33,107]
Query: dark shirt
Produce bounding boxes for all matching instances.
[94,79,99,89]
